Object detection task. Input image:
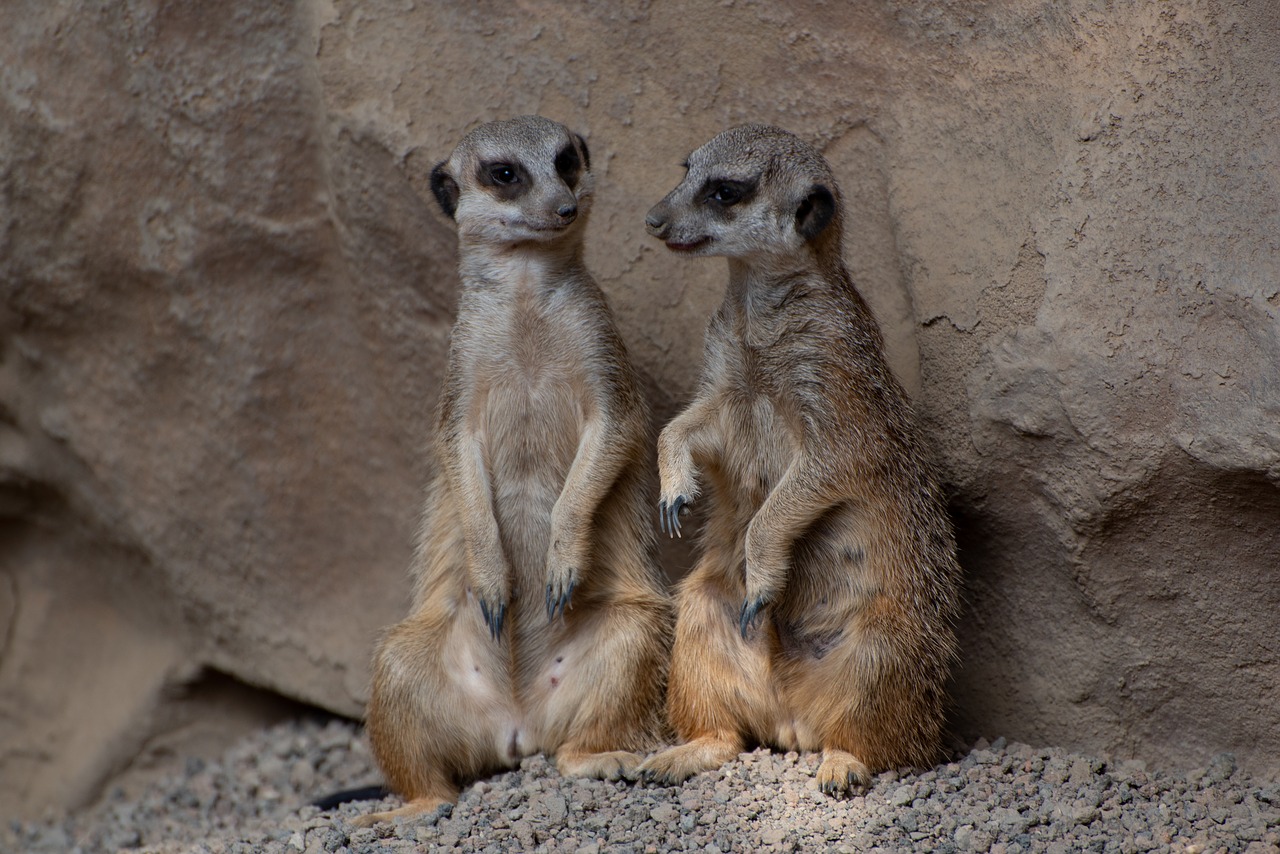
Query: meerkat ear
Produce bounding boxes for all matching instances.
[430,161,460,219]
[574,133,591,171]
[795,184,836,241]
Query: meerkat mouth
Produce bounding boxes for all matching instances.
[665,237,711,252]
[507,220,576,236]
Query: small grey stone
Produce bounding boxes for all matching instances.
[760,825,788,845]
[890,785,916,807]
[534,792,568,823]
[1206,753,1238,783]
[649,803,678,823]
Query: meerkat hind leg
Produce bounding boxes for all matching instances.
[640,734,742,784]
[547,599,669,783]
[349,791,455,828]
[557,747,644,781]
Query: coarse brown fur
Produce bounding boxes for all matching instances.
[637,125,961,794]
[360,116,671,825]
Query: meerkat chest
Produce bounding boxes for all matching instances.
[709,345,803,506]
[462,286,592,474]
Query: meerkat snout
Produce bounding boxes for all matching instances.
[644,197,710,253]
[644,206,668,237]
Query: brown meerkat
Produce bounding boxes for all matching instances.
[636,124,961,794]
[358,116,671,825]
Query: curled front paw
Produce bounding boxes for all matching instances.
[544,544,581,622]
[546,578,577,622]
[467,551,511,642]
[738,594,769,639]
[478,598,508,641]
[658,495,692,538]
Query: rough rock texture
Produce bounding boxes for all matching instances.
[1,0,1277,821]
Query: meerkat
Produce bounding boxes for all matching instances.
[636,125,961,794]
[357,116,671,826]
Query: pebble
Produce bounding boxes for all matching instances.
[3,720,1279,853]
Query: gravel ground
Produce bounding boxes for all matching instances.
[6,718,1279,854]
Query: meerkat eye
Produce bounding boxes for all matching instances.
[703,178,755,209]
[712,184,741,204]
[489,165,519,185]
[706,179,755,207]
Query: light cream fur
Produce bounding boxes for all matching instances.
[359,117,671,825]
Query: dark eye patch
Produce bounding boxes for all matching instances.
[554,144,582,188]
[478,161,528,200]
[700,177,757,210]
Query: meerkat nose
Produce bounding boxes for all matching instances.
[645,211,667,234]
[556,202,578,219]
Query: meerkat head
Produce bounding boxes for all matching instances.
[645,124,843,262]
[430,115,593,247]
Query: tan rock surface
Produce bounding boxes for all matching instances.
[1,0,1276,817]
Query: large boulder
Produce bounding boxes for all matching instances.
[1,0,1276,817]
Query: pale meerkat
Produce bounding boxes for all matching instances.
[357,116,671,826]
[636,125,961,794]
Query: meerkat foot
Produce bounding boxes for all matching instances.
[557,748,643,781]
[638,737,740,785]
[350,795,452,828]
[815,749,871,796]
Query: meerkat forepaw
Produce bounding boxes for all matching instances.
[478,598,508,640]
[738,595,769,638]
[658,495,692,538]
[545,579,577,621]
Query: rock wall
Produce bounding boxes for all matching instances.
[2,0,1276,817]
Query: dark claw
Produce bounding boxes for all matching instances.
[659,495,689,538]
[480,599,506,640]
[738,596,766,639]
[642,769,668,786]
[547,581,577,621]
